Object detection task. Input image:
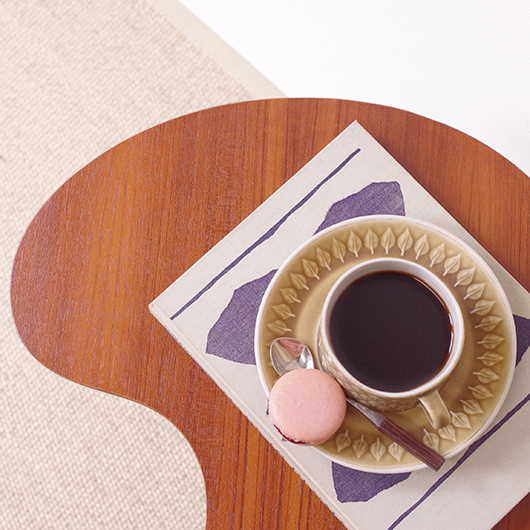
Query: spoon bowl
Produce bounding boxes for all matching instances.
[270,337,314,375]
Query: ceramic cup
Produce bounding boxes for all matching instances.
[316,257,464,429]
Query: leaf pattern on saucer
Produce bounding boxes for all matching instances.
[464,283,486,300]
[460,399,484,415]
[439,424,456,441]
[397,228,413,255]
[332,238,346,262]
[443,253,461,276]
[468,385,494,400]
[423,430,440,451]
[381,227,396,254]
[280,287,300,304]
[370,439,386,462]
[473,368,500,384]
[335,430,351,453]
[455,267,476,287]
[451,412,471,429]
[471,299,496,315]
[347,231,362,256]
[352,436,368,458]
[302,259,320,279]
[475,316,502,332]
[272,304,295,319]
[364,229,379,254]
[429,243,445,267]
[316,248,332,270]
[389,442,405,462]
[267,320,291,334]
[290,272,309,290]
[414,234,429,259]
[477,352,504,367]
[478,334,505,349]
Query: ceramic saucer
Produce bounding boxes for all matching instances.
[255,215,516,473]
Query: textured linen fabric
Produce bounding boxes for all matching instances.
[0,0,281,528]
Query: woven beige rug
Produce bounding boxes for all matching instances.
[0,1,282,528]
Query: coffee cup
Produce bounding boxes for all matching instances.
[316,257,464,429]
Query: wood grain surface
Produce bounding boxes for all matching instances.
[10,98,530,529]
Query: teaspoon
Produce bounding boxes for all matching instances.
[270,337,445,471]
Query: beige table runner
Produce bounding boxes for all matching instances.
[0,1,281,528]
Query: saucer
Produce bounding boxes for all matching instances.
[254,215,516,473]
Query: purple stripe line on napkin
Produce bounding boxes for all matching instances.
[169,148,361,320]
[389,390,530,529]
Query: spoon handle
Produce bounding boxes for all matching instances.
[346,398,445,471]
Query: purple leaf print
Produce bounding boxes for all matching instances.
[332,463,410,502]
[315,181,405,234]
[514,314,530,365]
[206,270,277,364]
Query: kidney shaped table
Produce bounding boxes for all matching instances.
[10,98,530,529]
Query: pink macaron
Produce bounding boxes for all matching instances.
[268,369,347,445]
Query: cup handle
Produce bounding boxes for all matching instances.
[419,390,451,429]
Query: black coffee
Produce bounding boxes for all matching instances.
[329,271,453,393]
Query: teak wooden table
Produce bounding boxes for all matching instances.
[10,99,530,529]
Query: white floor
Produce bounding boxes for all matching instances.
[173,0,530,177]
